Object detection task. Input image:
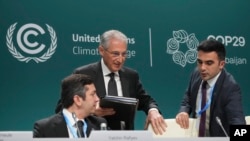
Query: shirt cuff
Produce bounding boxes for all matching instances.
[148,108,158,114]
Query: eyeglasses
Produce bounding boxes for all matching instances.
[104,49,127,58]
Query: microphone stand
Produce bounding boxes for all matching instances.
[72,112,82,138]
[216,116,229,137]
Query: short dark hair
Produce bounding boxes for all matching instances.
[61,74,93,108]
[197,39,226,60]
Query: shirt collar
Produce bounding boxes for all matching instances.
[101,58,119,76]
[62,109,85,126]
[206,71,221,88]
[63,109,76,127]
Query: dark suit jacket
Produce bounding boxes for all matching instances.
[33,112,107,138]
[179,68,246,136]
[73,61,159,130]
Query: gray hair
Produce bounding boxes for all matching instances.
[99,29,128,50]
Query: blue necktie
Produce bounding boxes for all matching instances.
[199,81,207,137]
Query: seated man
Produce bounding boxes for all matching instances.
[33,74,107,138]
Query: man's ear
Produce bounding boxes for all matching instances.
[99,46,104,56]
[73,95,82,106]
[219,60,225,69]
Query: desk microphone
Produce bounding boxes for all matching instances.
[216,116,229,137]
[100,123,107,130]
[72,112,82,138]
[120,121,126,130]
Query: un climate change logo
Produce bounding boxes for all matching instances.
[6,23,57,63]
[166,30,199,67]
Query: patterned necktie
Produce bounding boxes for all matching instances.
[199,81,207,137]
[108,72,118,96]
[76,120,85,138]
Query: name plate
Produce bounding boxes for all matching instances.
[0,131,32,139]
[89,130,153,141]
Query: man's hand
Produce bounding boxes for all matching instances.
[175,112,189,129]
[144,110,167,135]
[94,103,115,117]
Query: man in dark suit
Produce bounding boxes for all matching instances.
[56,29,166,134]
[175,39,246,137]
[33,74,107,138]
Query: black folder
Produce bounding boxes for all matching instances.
[99,96,139,130]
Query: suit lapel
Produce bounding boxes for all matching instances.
[54,113,69,137]
[210,69,226,112]
[193,78,202,112]
[94,62,107,98]
[85,117,98,137]
[119,69,130,97]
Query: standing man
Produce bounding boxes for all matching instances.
[33,74,107,138]
[56,29,166,134]
[175,39,246,137]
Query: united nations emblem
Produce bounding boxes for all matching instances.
[6,23,57,63]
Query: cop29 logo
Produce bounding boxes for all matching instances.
[166,30,199,67]
[6,23,57,63]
